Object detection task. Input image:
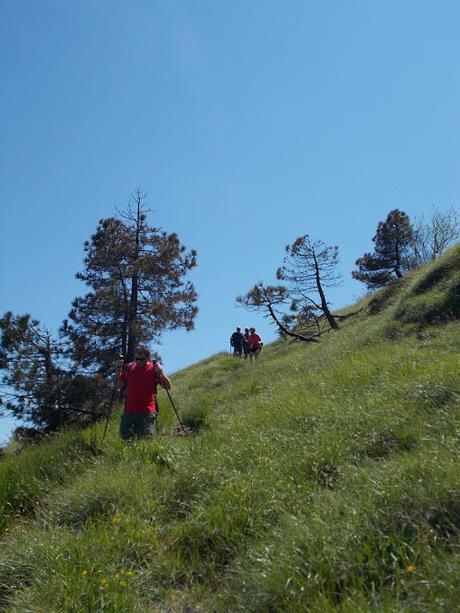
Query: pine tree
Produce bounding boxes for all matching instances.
[237,283,321,342]
[352,209,414,289]
[0,311,108,429]
[66,190,198,369]
[237,235,342,340]
[0,312,60,427]
[277,235,342,330]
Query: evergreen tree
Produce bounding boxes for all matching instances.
[66,190,198,369]
[0,312,105,429]
[352,209,414,289]
[277,235,342,330]
[0,312,60,427]
[237,283,321,342]
[237,235,342,341]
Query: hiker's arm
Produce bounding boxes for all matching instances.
[156,363,172,390]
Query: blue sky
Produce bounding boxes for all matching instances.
[1,1,459,443]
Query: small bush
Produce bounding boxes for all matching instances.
[182,404,209,431]
[357,430,417,461]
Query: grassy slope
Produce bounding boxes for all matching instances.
[0,245,459,612]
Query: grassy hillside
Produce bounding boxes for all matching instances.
[0,245,459,612]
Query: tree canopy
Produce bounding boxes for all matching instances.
[238,235,342,341]
[0,190,198,431]
[352,209,414,289]
[66,190,198,369]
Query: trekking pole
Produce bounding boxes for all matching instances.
[165,389,187,434]
[102,356,123,442]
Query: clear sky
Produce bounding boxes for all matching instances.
[1,0,459,443]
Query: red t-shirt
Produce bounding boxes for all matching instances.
[248,332,262,348]
[120,362,158,414]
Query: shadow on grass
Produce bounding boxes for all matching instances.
[412,260,455,295]
[356,431,418,462]
[368,280,405,315]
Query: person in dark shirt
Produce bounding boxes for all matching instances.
[230,327,244,357]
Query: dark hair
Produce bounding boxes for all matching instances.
[135,345,151,359]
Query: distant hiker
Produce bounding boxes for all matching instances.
[116,345,171,440]
[248,327,263,360]
[242,327,251,359]
[230,327,244,357]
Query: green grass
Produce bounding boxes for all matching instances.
[0,244,459,611]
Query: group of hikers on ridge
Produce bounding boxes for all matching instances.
[230,327,263,360]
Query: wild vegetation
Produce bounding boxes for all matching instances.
[0,244,458,611]
[0,190,198,430]
[238,207,458,343]
[237,235,342,342]
[1,204,457,432]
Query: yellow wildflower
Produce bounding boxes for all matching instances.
[405,565,415,573]
[82,570,87,577]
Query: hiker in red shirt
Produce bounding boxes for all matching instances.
[248,327,263,361]
[116,345,171,440]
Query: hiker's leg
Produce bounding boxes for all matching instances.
[120,413,136,441]
[138,413,156,438]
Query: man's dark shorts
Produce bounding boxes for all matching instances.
[120,412,156,440]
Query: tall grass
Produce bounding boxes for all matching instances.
[0,245,459,611]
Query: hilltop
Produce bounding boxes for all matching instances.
[0,245,459,612]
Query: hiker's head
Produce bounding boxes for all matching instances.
[249,327,255,333]
[236,327,241,332]
[134,345,150,367]
[244,327,249,332]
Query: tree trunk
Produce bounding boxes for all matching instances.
[313,254,339,329]
[42,336,60,429]
[121,318,128,359]
[126,273,138,362]
[126,196,142,362]
[267,303,320,343]
[393,220,403,277]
